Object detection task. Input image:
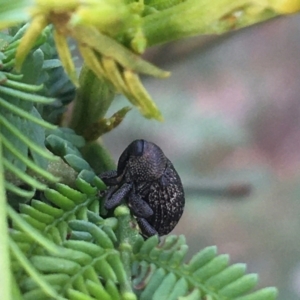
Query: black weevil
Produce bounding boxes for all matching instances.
[99,139,185,238]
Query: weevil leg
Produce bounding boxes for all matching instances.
[136,217,158,238]
[128,192,153,218]
[101,185,118,199]
[104,182,132,210]
[99,170,117,179]
[99,170,121,186]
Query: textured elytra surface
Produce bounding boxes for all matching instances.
[100,139,185,238]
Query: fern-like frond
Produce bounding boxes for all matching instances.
[9,173,138,300]
[0,27,59,199]
[8,135,137,300]
[40,34,76,125]
[132,235,278,300]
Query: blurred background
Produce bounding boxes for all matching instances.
[102,14,300,299]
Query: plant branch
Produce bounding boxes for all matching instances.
[69,66,115,135]
[142,0,277,46]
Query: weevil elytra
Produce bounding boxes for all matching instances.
[100,139,185,238]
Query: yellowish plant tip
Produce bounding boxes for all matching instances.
[161,71,171,78]
[53,30,79,87]
[78,45,106,80]
[156,112,164,122]
[271,0,300,13]
[15,15,48,71]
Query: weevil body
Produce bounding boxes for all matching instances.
[100,139,185,238]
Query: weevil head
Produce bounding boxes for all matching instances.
[118,139,167,182]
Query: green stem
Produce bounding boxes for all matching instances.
[81,141,116,174]
[0,97,56,129]
[142,0,276,46]
[0,115,56,160]
[0,138,12,300]
[0,85,55,103]
[1,135,58,182]
[69,66,115,135]
[3,80,43,92]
